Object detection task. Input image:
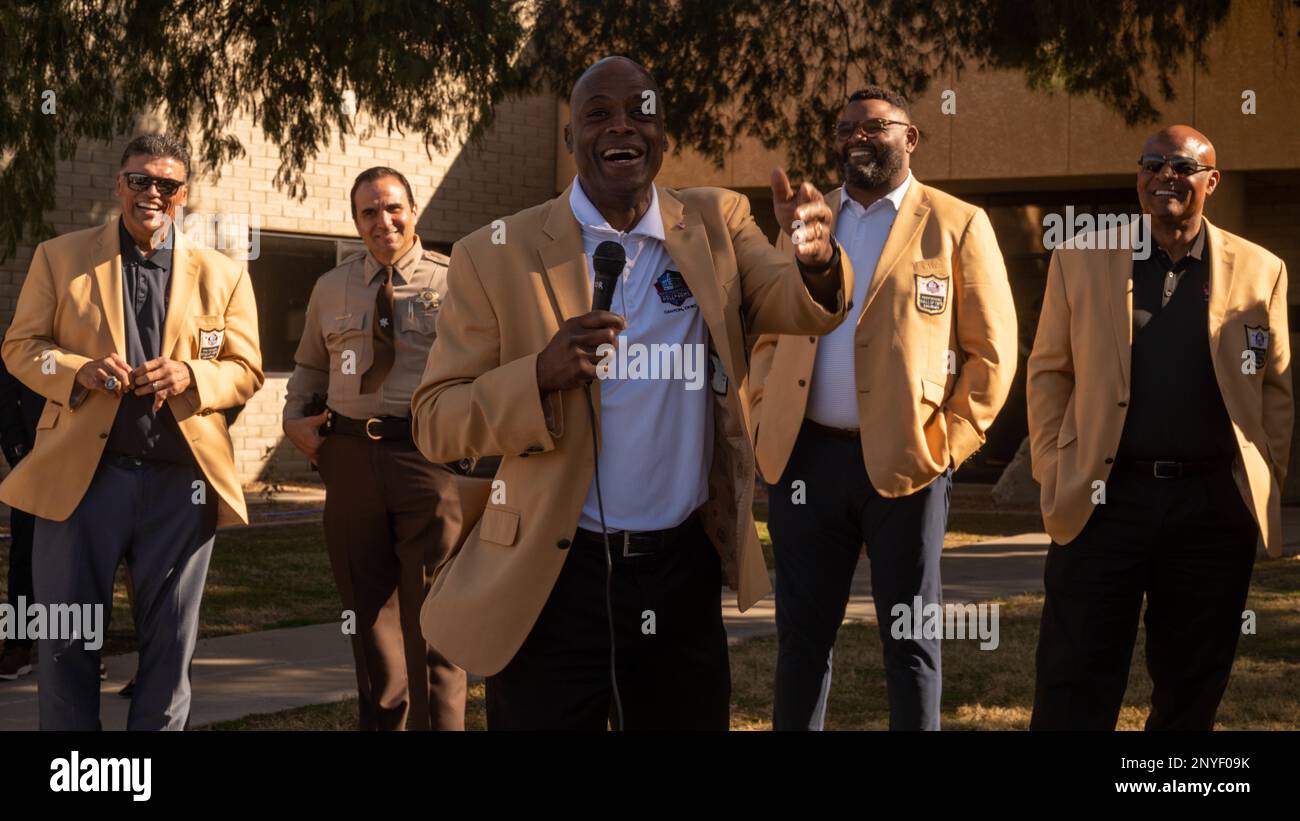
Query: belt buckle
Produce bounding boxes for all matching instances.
[621,531,652,558]
[1152,460,1181,479]
[364,417,384,441]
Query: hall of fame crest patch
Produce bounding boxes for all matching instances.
[1245,325,1269,370]
[914,274,949,315]
[199,328,225,360]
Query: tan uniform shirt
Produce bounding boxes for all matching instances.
[285,237,449,420]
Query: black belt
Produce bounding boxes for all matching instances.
[1114,455,1235,479]
[805,419,861,441]
[575,512,701,558]
[327,412,410,441]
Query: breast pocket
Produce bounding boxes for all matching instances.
[324,313,372,398]
[399,300,439,341]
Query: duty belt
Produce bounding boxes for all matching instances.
[327,412,410,441]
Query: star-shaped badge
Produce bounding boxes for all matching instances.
[379,317,389,328]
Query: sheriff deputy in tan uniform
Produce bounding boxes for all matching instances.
[282,166,481,731]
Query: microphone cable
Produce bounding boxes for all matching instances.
[585,382,624,731]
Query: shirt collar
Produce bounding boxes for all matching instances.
[569,177,665,242]
[1154,221,1207,265]
[1187,223,1207,260]
[839,171,913,217]
[364,236,424,285]
[118,217,173,271]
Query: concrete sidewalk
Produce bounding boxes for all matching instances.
[7,503,1300,730]
[0,532,1051,730]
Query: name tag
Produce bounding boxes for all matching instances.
[199,328,225,360]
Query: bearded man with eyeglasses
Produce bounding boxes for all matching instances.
[1027,125,1293,730]
[748,86,1018,730]
[0,133,263,730]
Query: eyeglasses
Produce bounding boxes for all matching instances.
[1137,154,1215,176]
[834,118,911,140]
[119,172,185,196]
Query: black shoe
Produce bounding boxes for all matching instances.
[118,676,136,699]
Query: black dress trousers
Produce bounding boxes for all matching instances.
[1031,468,1258,730]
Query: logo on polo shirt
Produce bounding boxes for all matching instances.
[654,269,693,308]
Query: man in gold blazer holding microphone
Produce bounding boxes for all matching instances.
[411,56,853,730]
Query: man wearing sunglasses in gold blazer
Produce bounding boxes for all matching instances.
[1,133,263,730]
[1028,125,1292,730]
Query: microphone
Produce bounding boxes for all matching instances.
[591,241,626,312]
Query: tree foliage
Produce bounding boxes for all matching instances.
[4,0,1290,259]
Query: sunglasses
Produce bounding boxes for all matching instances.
[119,172,185,196]
[834,118,910,140]
[1137,154,1215,176]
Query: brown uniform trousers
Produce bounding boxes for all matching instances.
[317,432,479,730]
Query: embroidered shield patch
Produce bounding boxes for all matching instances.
[915,274,949,315]
[1245,325,1269,370]
[199,328,225,360]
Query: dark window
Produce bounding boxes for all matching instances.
[248,234,340,373]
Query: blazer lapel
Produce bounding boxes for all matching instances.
[91,221,127,356]
[660,185,732,372]
[163,228,199,360]
[863,179,929,314]
[1204,218,1234,361]
[537,182,592,327]
[1107,234,1134,388]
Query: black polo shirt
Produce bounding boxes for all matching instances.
[1114,225,1237,463]
[106,219,193,464]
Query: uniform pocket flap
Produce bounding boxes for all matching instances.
[479,507,520,546]
[328,313,367,335]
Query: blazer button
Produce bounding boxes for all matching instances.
[99,433,108,439]
[798,379,806,387]
[1105,457,1114,464]
[808,336,816,343]
[1117,401,1127,407]
[556,538,571,550]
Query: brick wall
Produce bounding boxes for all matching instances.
[1,94,559,484]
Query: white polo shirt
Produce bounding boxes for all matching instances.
[569,179,713,532]
[806,172,913,429]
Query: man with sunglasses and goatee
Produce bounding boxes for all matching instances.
[1028,125,1292,730]
[748,87,1018,730]
[0,133,263,730]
